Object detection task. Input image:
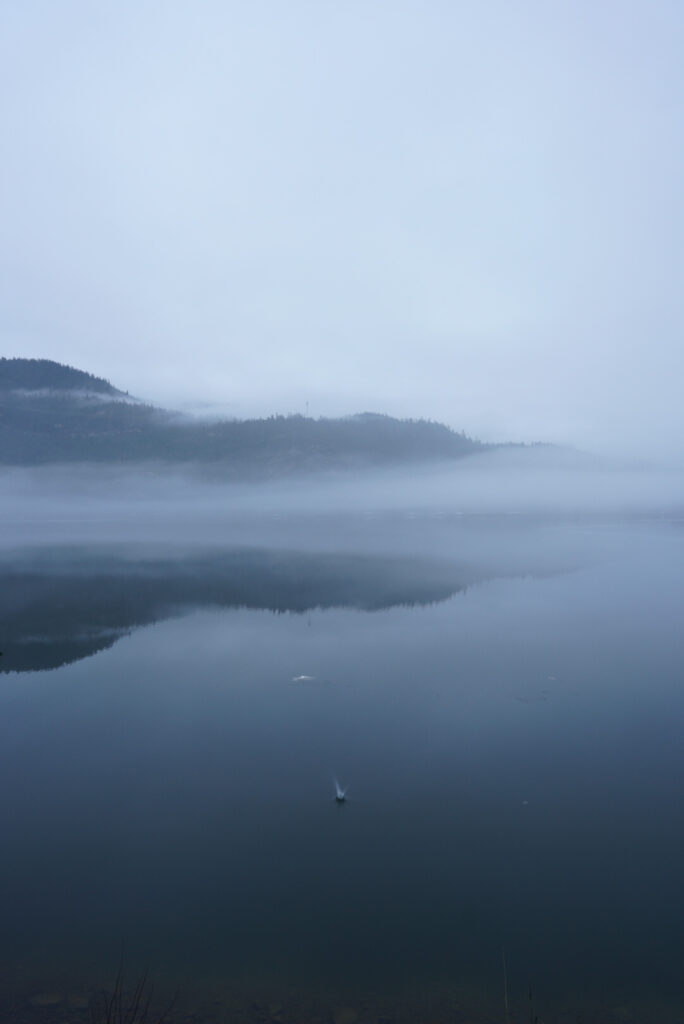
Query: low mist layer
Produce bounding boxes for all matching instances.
[1,446,683,552]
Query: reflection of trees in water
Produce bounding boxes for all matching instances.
[0,547,482,674]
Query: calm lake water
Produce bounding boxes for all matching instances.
[1,513,684,1023]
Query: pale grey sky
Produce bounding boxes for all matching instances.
[1,1,682,454]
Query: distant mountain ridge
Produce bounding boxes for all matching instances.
[0,357,487,472]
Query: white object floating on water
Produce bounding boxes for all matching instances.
[334,778,347,802]
[292,674,315,681]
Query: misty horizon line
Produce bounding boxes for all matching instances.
[4,358,682,469]
[1,356,545,448]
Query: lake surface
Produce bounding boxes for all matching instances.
[1,513,684,1023]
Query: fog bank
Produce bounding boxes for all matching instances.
[1,447,683,551]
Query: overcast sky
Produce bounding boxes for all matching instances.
[1,1,682,454]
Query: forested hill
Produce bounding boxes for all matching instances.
[0,358,486,473]
[0,357,121,395]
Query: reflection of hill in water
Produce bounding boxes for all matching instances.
[0,546,505,674]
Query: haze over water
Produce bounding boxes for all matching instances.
[1,474,684,1023]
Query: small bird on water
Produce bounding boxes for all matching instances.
[334,778,347,803]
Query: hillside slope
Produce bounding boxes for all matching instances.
[0,358,486,472]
